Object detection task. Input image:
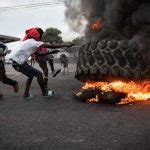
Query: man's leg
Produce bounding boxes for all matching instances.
[48,59,54,72]
[63,63,65,75]
[12,62,34,97]
[37,73,47,96]
[2,74,19,93]
[22,63,48,96]
[2,74,16,86]
[12,62,50,97]
[1,61,19,93]
[24,75,48,98]
[23,71,47,97]
[48,59,61,77]
[38,61,49,89]
[24,77,33,97]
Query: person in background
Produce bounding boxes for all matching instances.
[34,47,61,89]
[9,27,73,99]
[0,42,19,97]
[59,54,69,75]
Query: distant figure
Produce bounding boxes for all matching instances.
[0,42,19,97]
[60,54,69,75]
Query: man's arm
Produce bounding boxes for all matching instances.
[36,43,74,56]
[35,50,60,56]
[39,43,74,49]
[0,52,8,57]
[0,54,6,56]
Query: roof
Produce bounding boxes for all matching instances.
[0,35,20,43]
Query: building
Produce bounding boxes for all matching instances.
[0,35,20,63]
[0,35,20,43]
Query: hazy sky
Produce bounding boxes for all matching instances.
[0,0,80,42]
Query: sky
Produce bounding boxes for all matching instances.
[0,0,80,49]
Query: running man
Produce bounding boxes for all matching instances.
[9,27,73,99]
[0,42,19,97]
[34,47,61,89]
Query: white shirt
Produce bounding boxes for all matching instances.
[9,39,43,64]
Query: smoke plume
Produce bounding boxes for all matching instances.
[65,0,150,70]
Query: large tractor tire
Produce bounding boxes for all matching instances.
[75,40,150,82]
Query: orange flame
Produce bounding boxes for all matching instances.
[82,81,150,104]
[91,19,102,30]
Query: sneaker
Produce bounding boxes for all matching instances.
[13,82,19,93]
[24,94,34,99]
[52,69,61,77]
[43,90,54,98]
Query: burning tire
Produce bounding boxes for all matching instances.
[75,89,127,104]
[75,40,149,82]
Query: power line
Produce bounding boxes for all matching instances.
[0,1,79,13]
[0,2,63,9]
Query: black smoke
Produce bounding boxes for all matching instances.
[65,0,150,72]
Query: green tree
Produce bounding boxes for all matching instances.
[72,37,85,45]
[42,27,63,44]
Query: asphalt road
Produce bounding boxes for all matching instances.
[0,73,150,150]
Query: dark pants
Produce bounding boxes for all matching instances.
[37,60,54,89]
[12,61,42,78]
[0,61,16,86]
[38,59,54,78]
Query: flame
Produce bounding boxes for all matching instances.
[87,95,99,103]
[82,81,150,104]
[91,19,102,30]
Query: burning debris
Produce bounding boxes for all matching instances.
[76,81,150,105]
[65,0,150,104]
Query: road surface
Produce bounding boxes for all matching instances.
[0,64,150,150]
